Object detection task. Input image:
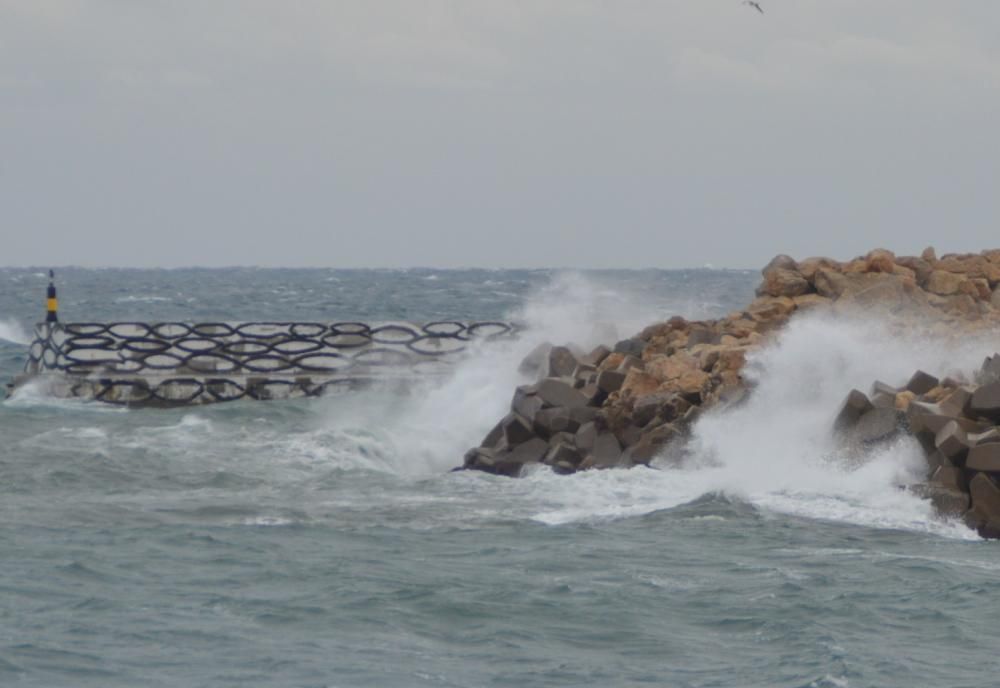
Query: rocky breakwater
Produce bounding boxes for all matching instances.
[835,356,1000,538]
[460,247,1000,485]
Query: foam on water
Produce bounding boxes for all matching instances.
[529,311,988,539]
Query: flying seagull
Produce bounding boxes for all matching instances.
[743,1,764,13]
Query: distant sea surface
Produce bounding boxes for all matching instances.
[1,267,998,688]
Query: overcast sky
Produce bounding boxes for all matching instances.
[2,1,999,268]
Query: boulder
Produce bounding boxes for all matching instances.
[533,406,597,439]
[632,392,677,427]
[865,248,896,273]
[966,443,1000,472]
[511,386,544,423]
[518,342,553,377]
[536,379,589,409]
[853,406,903,444]
[978,355,1000,385]
[502,413,536,446]
[494,438,549,477]
[940,387,973,417]
[481,418,505,448]
[967,473,1000,537]
[916,483,970,519]
[581,344,611,367]
[834,389,873,432]
[544,441,583,472]
[575,422,598,453]
[905,370,939,396]
[463,446,495,470]
[757,268,810,298]
[614,338,646,357]
[762,254,798,273]
[546,346,579,378]
[580,433,623,470]
[814,267,850,298]
[925,270,968,296]
[895,256,933,285]
[580,384,607,406]
[796,256,841,282]
[931,465,967,492]
[597,369,626,395]
[969,381,1000,421]
[910,413,985,438]
[934,420,970,464]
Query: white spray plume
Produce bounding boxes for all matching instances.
[0,318,29,346]
[314,272,672,475]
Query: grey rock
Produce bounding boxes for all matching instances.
[546,346,580,379]
[597,369,626,394]
[511,387,544,424]
[502,413,536,446]
[934,420,971,463]
[967,443,1000,472]
[833,389,873,432]
[905,370,939,396]
[575,422,598,452]
[580,433,623,470]
[967,473,1000,538]
[582,345,611,367]
[970,381,1000,421]
[853,406,903,444]
[614,338,646,357]
[536,378,589,409]
[518,342,553,378]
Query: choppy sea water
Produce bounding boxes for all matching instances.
[2,267,999,688]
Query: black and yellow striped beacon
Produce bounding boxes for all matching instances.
[46,269,58,323]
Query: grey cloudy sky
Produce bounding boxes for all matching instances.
[2,1,999,268]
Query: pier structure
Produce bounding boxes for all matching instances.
[9,272,519,406]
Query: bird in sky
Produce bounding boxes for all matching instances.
[743,1,764,13]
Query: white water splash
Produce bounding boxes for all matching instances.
[0,318,29,345]
[532,311,991,539]
[313,272,675,475]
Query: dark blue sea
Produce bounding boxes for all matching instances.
[1,267,998,688]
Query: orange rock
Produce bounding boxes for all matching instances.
[645,352,698,381]
[792,293,832,311]
[843,258,869,274]
[717,348,747,372]
[865,248,896,273]
[757,268,810,297]
[620,369,659,399]
[925,270,968,296]
[796,257,840,282]
[748,296,796,321]
[600,352,625,371]
[894,390,916,410]
[896,256,933,285]
[814,267,850,298]
[968,278,991,300]
[674,369,711,397]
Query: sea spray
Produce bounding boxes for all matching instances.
[315,272,676,475]
[681,311,993,537]
[531,311,989,539]
[0,318,29,346]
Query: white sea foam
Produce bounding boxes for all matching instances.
[0,318,29,345]
[530,311,989,539]
[314,272,672,476]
